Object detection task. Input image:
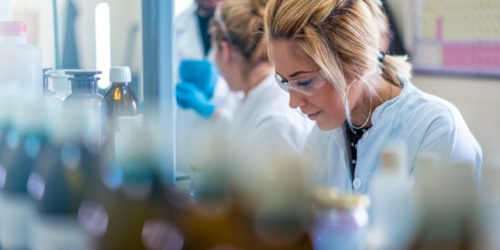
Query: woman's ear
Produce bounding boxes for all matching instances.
[220,41,232,62]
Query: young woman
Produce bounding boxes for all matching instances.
[176,0,311,159]
[263,0,482,193]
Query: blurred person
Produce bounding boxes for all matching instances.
[175,0,241,174]
[264,0,482,193]
[176,0,311,159]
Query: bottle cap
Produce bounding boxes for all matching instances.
[109,66,131,83]
[0,21,27,36]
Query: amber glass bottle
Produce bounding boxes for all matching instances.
[101,66,138,160]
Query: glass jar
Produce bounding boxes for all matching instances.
[312,188,370,250]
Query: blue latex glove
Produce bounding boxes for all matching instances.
[176,82,216,119]
[179,59,219,99]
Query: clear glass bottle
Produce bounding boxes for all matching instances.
[101,66,138,160]
[312,188,370,250]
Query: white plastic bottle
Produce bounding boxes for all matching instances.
[367,145,414,250]
[0,21,42,94]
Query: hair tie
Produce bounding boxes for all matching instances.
[378,50,386,62]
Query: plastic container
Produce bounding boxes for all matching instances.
[312,188,370,250]
[0,21,42,94]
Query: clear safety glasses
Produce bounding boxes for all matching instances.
[213,5,233,44]
[274,71,327,97]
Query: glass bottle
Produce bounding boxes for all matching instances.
[101,66,139,160]
[63,70,103,150]
[312,188,370,250]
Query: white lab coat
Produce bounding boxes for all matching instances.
[175,4,240,174]
[223,74,312,156]
[302,76,482,194]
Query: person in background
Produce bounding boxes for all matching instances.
[176,0,311,158]
[263,0,482,193]
[175,0,240,174]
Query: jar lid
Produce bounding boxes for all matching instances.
[0,21,27,36]
[312,188,370,209]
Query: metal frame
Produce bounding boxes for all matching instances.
[141,0,176,185]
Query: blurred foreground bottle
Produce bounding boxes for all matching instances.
[477,163,500,250]
[80,119,184,250]
[408,160,477,250]
[27,106,100,250]
[0,21,42,94]
[312,188,370,250]
[367,145,414,250]
[185,148,313,250]
[0,92,46,249]
[101,66,139,161]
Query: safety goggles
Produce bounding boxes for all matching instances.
[274,71,327,97]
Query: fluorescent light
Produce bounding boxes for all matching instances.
[95,2,111,89]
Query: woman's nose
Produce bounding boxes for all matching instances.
[289,90,306,109]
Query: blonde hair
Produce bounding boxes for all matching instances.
[210,0,269,69]
[264,0,412,96]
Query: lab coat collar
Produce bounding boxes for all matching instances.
[370,75,414,126]
[312,76,414,151]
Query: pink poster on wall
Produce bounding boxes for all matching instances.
[413,0,500,77]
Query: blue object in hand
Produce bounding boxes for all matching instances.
[179,59,219,99]
[176,82,216,119]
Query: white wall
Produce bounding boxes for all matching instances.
[11,0,58,68]
[386,0,500,165]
